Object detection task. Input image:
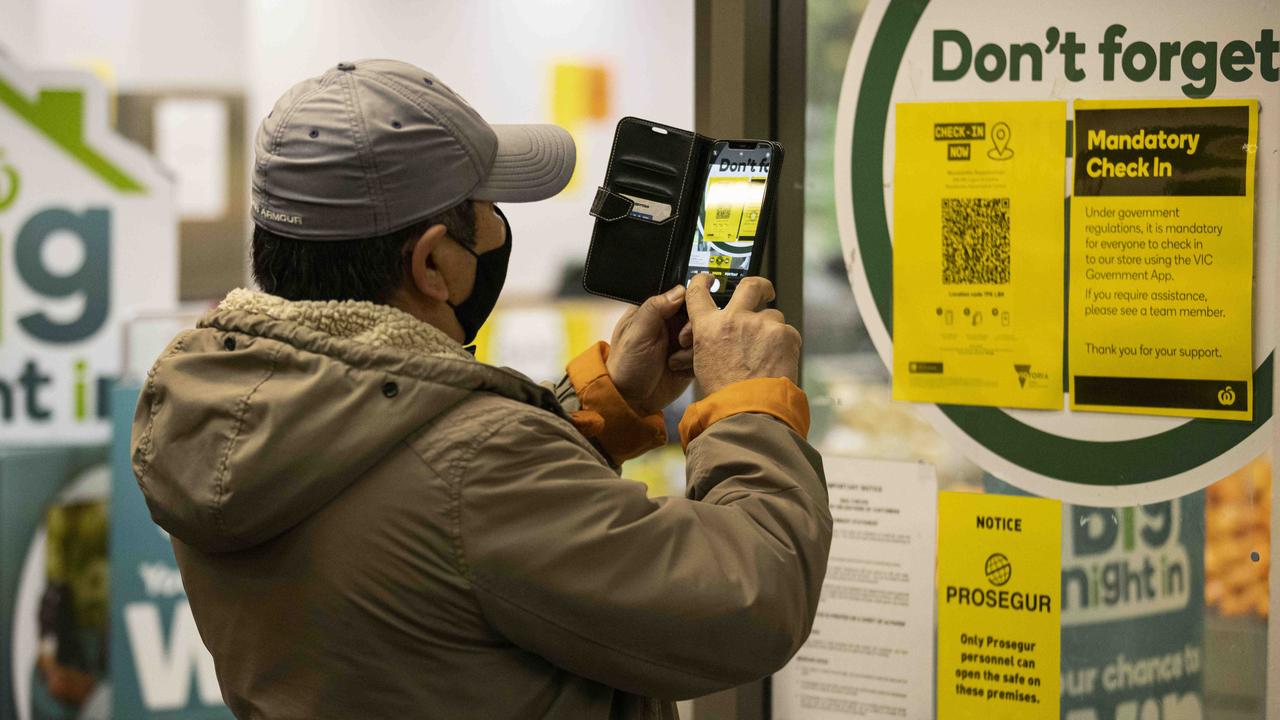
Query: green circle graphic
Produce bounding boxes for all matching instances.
[849,0,1272,486]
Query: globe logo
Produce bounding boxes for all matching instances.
[985,553,1012,586]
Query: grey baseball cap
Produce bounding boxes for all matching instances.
[252,59,576,240]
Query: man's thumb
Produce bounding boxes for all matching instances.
[640,285,686,322]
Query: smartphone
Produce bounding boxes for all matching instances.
[683,140,783,304]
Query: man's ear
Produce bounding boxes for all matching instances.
[406,224,452,303]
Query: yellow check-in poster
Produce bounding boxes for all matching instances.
[937,492,1061,720]
[893,101,1066,409]
[1069,100,1257,421]
[704,175,766,243]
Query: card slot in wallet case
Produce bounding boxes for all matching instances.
[611,178,678,202]
[583,117,716,304]
[615,154,683,176]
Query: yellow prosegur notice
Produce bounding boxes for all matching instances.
[937,492,1061,719]
[1069,99,1258,421]
[893,101,1066,409]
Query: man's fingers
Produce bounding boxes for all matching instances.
[668,348,694,372]
[685,274,718,321]
[725,276,776,312]
[759,308,785,325]
[677,321,693,348]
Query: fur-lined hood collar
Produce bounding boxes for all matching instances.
[132,289,564,553]
[216,288,475,361]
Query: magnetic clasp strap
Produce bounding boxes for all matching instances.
[590,186,634,222]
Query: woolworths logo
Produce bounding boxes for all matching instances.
[1061,501,1190,625]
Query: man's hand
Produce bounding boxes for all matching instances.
[685,274,800,394]
[606,285,695,415]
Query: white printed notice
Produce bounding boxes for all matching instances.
[772,457,938,719]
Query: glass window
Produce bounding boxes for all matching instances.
[801,1,1272,717]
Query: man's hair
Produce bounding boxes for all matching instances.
[252,201,476,304]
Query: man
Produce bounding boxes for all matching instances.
[132,59,831,720]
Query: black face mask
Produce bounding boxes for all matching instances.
[448,205,511,345]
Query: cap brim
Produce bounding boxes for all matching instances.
[471,124,576,202]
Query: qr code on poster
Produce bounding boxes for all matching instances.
[941,197,1010,284]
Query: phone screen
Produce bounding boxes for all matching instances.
[684,142,773,291]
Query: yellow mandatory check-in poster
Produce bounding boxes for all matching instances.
[937,492,1061,719]
[893,102,1066,409]
[704,175,766,243]
[1069,99,1258,421]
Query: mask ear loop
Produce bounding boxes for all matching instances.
[444,238,481,311]
[455,236,480,355]
[406,202,503,351]
[400,229,478,315]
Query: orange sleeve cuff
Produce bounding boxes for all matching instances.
[567,341,667,463]
[678,377,810,450]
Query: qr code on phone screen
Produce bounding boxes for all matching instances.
[941,197,1010,285]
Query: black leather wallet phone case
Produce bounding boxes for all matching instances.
[582,117,717,304]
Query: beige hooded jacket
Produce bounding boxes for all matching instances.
[131,290,831,720]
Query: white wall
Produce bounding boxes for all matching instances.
[0,0,39,61]
[7,0,245,90]
[245,0,696,298]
